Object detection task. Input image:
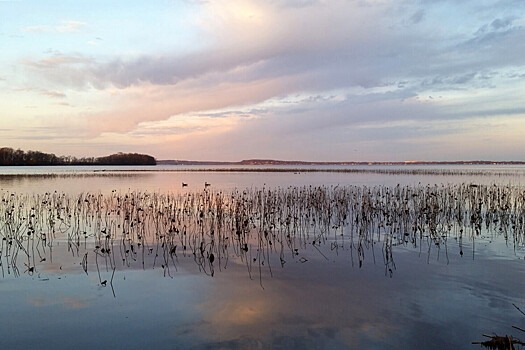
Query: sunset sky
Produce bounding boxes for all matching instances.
[1,0,524,161]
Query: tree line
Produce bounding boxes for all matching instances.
[0,147,156,166]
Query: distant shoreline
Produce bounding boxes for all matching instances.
[157,159,525,166]
[0,148,156,166]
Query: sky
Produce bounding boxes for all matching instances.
[0,0,524,161]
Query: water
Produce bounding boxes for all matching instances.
[1,165,525,349]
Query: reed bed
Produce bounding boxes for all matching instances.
[159,167,525,177]
[1,183,525,284]
[89,167,525,177]
[2,166,521,177]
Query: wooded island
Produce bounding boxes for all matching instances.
[0,147,156,166]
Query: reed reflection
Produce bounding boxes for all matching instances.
[1,183,525,287]
[0,172,156,195]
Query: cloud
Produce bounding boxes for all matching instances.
[57,20,86,32]
[466,17,522,52]
[25,1,393,89]
[22,2,525,98]
[40,90,67,99]
[0,125,89,141]
[24,20,86,33]
[23,52,96,89]
[409,9,425,24]
[475,17,514,36]
[24,52,92,70]
[11,87,68,100]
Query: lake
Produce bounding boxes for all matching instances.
[1,165,525,349]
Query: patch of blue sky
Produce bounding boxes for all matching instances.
[1,0,205,59]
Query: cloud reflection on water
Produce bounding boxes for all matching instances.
[28,296,88,310]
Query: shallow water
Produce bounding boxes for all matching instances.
[1,165,525,349]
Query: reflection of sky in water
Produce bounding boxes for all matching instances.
[2,166,525,349]
[1,270,210,349]
[1,164,525,194]
[2,241,524,349]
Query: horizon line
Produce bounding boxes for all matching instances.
[157,159,525,165]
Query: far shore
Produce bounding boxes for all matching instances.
[157,159,525,166]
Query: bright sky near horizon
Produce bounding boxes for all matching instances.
[0,0,524,161]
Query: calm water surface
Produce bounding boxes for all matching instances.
[1,165,525,349]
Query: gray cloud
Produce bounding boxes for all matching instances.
[409,9,425,24]
[25,1,521,98]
